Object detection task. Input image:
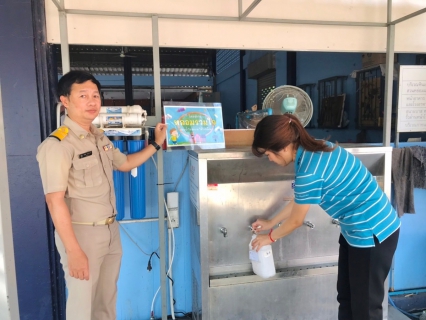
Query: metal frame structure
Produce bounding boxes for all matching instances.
[48,0,426,318]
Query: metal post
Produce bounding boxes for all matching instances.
[239,50,246,113]
[123,56,134,105]
[59,10,70,74]
[385,1,396,308]
[0,83,20,320]
[152,15,167,320]
[58,1,70,126]
[383,0,395,147]
[152,16,162,125]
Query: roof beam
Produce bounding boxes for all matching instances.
[63,9,386,27]
[390,7,426,25]
[244,17,386,27]
[51,0,64,11]
[240,0,262,20]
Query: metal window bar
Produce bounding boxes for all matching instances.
[216,50,240,75]
[356,67,385,129]
[257,71,276,109]
[298,83,316,127]
[317,76,347,128]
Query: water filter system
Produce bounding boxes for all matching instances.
[127,139,147,219]
[92,106,148,220]
[92,106,148,136]
[111,138,125,220]
[249,234,276,279]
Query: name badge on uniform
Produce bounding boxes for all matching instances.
[79,151,93,159]
[103,144,113,151]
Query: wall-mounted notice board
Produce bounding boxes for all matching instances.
[397,65,426,132]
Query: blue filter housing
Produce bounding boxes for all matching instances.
[127,140,146,219]
[112,139,125,220]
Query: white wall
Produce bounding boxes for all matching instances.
[45,0,426,52]
[0,84,20,320]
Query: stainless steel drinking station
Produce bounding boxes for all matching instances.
[188,145,391,320]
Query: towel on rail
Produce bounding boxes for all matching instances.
[410,146,426,189]
[391,147,415,217]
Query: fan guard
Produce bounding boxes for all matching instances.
[262,85,313,127]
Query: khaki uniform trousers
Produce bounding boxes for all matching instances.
[55,221,122,320]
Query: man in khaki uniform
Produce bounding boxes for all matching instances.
[36,71,166,320]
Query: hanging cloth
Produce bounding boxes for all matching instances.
[391,147,415,217]
[409,146,426,189]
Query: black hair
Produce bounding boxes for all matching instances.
[57,71,101,97]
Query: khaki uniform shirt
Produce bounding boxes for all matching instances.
[36,116,127,222]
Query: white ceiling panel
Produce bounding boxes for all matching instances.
[45,0,426,52]
[63,0,239,17]
[245,0,387,23]
[157,19,387,52]
[395,13,426,53]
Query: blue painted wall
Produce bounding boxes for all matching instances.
[393,188,426,291]
[390,142,426,291]
[225,50,426,142]
[117,150,192,319]
[0,1,54,319]
[216,62,241,128]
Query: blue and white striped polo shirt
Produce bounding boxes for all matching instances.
[294,143,400,248]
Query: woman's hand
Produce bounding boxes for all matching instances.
[251,219,274,233]
[251,233,273,252]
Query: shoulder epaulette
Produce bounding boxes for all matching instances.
[49,126,69,141]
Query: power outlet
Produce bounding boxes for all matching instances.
[167,192,179,228]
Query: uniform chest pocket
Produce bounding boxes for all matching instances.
[72,157,102,188]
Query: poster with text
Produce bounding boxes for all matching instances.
[163,103,225,149]
[397,65,426,132]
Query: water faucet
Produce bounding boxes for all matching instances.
[219,227,228,237]
[303,220,315,229]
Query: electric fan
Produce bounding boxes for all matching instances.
[262,85,313,127]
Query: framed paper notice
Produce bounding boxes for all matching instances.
[163,102,225,149]
[397,65,426,132]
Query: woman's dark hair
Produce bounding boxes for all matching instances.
[57,71,101,98]
[252,114,336,156]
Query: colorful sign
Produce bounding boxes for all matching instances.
[163,103,225,149]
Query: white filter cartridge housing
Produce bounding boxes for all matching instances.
[249,234,276,278]
[92,105,147,128]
